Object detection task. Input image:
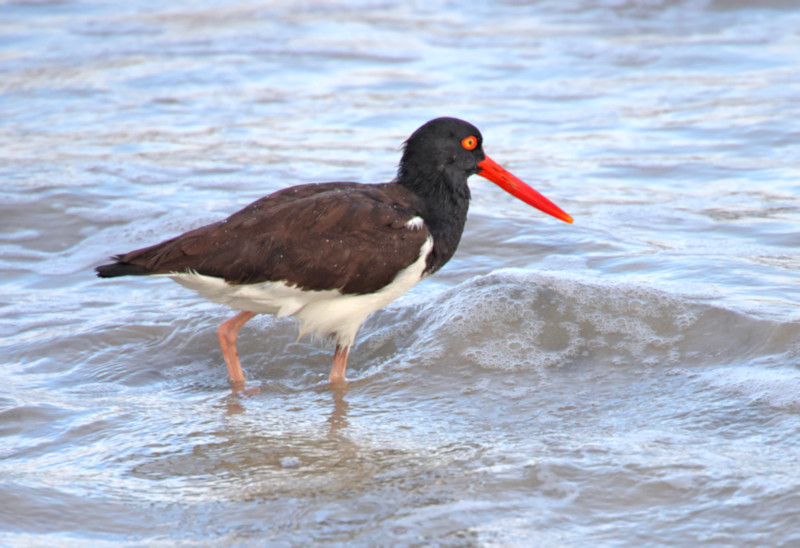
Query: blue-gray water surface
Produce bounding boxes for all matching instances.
[2,0,800,546]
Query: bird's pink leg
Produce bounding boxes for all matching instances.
[329,345,350,384]
[217,311,256,393]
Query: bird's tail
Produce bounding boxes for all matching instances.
[95,260,149,278]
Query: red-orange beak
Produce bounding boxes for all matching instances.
[477,156,573,224]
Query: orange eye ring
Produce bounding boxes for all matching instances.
[461,136,478,151]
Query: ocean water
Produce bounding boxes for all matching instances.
[2,0,799,545]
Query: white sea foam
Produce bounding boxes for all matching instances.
[698,365,800,412]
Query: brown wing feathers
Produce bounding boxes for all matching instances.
[96,183,430,295]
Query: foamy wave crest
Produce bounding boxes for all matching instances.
[385,269,800,373]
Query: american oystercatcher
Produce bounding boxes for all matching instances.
[96,117,572,392]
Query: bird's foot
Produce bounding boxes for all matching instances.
[229,379,261,396]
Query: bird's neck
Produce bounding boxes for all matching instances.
[397,167,471,274]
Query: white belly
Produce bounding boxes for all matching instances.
[167,236,433,348]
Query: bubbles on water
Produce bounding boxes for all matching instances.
[404,269,706,372]
[280,456,302,469]
[698,365,800,412]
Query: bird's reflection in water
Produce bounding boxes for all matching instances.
[327,382,350,435]
[219,380,351,438]
[221,391,254,415]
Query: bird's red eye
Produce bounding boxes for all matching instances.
[461,136,478,150]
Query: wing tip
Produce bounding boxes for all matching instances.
[95,260,150,278]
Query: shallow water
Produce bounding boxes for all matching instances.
[2,0,800,545]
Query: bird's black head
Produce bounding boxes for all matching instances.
[397,117,486,200]
[396,117,574,227]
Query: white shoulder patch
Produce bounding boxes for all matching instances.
[405,216,424,230]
